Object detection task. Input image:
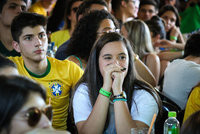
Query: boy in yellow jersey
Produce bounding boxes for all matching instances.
[9,12,83,131]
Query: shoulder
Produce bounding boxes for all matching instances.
[133,89,156,102]
[51,30,69,38]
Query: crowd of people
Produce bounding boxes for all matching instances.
[0,0,200,133]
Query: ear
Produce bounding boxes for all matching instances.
[12,41,21,53]
[121,1,127,8]
[156,34,161,40]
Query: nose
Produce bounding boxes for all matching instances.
[37,114,52,128]
[16,6,23,14]
[113,59,120,66]
[35,37,42,47]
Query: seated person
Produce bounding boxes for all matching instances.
[183,83,200,123]
[0,75,51,134]
[72,32,161,133]
[10,12,83,130]
[121,19,160,85]
[162,33,200,110]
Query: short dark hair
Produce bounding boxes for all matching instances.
[76,0,108,21]
[158,5,180,27]
[139,0,158,11]
[0,54,16,69]
[0,75,46,133]
[0,0,27,13]
[181,110,200,134]
[11,12,47,42]
[146,15,166,39]
[183,32,200,58]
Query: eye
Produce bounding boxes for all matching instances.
[24,36,32,41]
[9,5,17,9]
[104,56,112,60]
[119,55,126,60]
[39,33,46,39]
[21,6,26,11]
[170,18,175,23]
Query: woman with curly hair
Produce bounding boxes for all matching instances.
[64,10,119,70]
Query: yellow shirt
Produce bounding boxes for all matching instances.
[28,1,56,17]
[51,29,70,48]
[9,56,83,130]
[183,86,200,123]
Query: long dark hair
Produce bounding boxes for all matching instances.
[158,4,180,27]
[65,10,119,61]
[73,32,161,114]
[0,75,46,133]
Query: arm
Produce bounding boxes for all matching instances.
[111,65,149,134]
[75,64,118,134]
[154,39,185,50]
[145,54,160,85]
[158,51,183,61]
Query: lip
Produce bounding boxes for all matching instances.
[34,49,44,54]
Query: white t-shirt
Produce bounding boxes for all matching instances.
[163,59,200,110]
[73,84,158,134]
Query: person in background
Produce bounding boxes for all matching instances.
[0,75,52,134]
[137,0,158,21]
[72,32,161,133]
[183,83,200,123]
[64,10,119,70]
[181,110,200,134]
[55,0,108,60]
[146,15,183,80]
[158,5,185,44]
[0,54,18,75]
[112,0,140,27]
[162,33,200,110]
[50,0,83,48]
[121,19,160,85]
[28,0,57,17]
[10,12,83,130]
[0,0,27,57]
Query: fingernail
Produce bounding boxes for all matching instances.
[121,68,126,71]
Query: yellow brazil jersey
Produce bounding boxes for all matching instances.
[9,56,83,130]
[51,29,70,48]
[183,86,200,123]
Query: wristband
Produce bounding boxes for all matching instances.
[99,88,111,98]
[170,36,178,41]
[113,98,127,103]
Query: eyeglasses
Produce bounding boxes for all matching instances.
[97,28,120,35]
[72,7,78,13]
[20,106,53,127]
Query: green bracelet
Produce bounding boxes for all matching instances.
[99,88,111,98]
[170,36,178,41]
[113,98,127,103]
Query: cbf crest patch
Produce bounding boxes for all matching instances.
[49,81,63,97]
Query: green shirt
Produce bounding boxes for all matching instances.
[0,41,20,57]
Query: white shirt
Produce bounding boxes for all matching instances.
[73,84,158,134]
[163,59,200,109]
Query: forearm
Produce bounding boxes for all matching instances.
[158,51,182,61]
[114,101,147,134]
[77,95,109,134]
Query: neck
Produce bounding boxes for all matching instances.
[23,57,48,75]
[184,55,200,64]
[0,21,14,51]
[114,9,129,23]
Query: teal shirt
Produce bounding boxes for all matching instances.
[0,41,20,57]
